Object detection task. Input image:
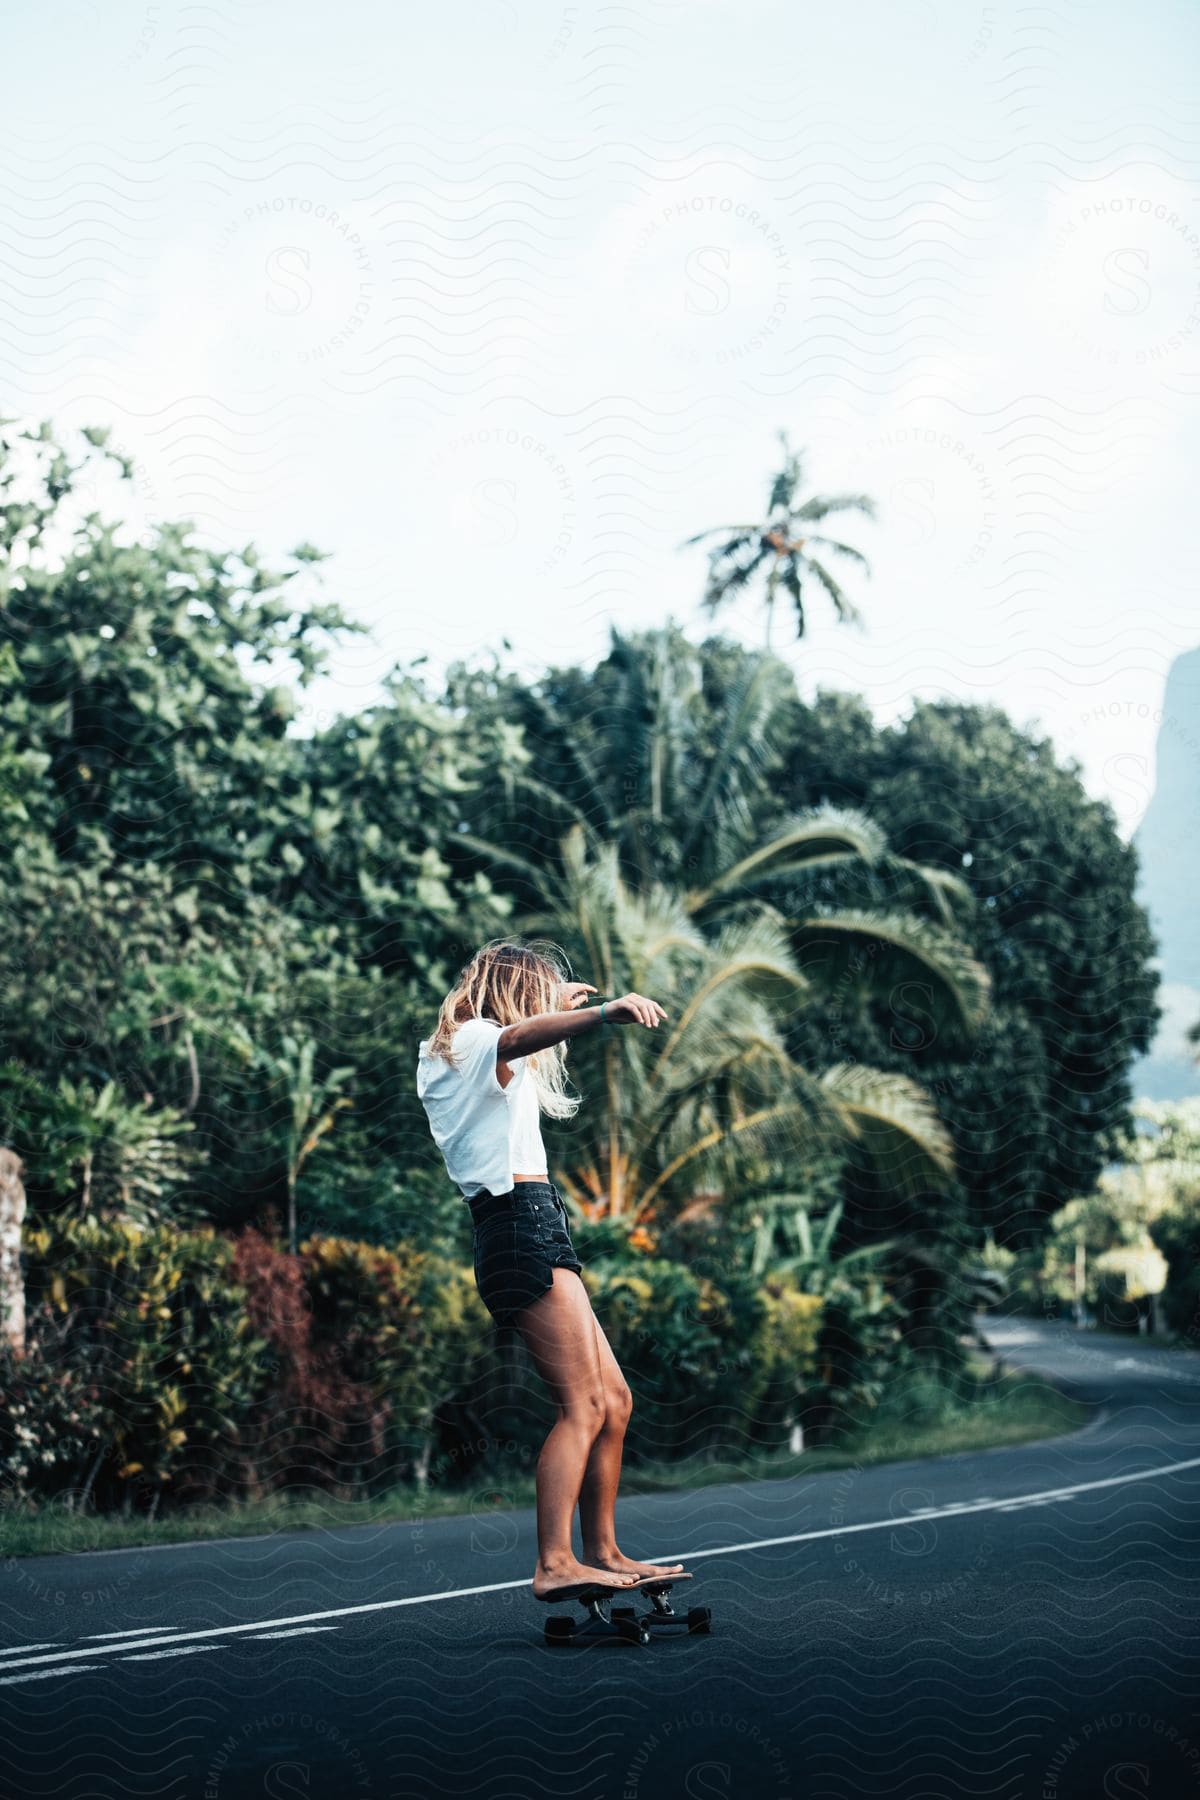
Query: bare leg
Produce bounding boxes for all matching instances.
[511,1268,640,1598]
[578,1311,685,1581]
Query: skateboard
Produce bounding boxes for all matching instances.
[540,1573,711,1647]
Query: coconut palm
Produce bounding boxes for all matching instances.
[454,629,989,1220]
[459,627,978,947]
[463,626,795,896]
[520,826,967,1224]
[680,432,875,648]
[463,772,988,1059]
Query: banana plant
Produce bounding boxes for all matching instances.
[748,1193,899,1286]
[523,830,961,1223]
[256,1036,354,1253]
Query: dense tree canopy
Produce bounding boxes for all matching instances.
[781,690,1161,1243]
[0,425,1159,1270]
[0,425,510,1235]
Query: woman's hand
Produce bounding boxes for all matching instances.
[604,992,668,1027]
[557,981,598,1011]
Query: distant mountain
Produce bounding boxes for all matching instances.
[1133,645,1200,1100]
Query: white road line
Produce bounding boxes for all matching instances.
[121,1645,222,1663]
[2,1450,1198,1677]
[82,1626,179,1641]
[0,1644,63,1658]
[247,1627,339,1641]
[0,1665,102,1686]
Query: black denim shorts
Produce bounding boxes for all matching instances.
[467,1181,584,1328]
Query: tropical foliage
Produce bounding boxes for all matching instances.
[1000,1101,1200,1333]
[679,431,875,646]
[779,687,1161,1241]
[0,420,1168,1520]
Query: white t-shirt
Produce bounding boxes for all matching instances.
[416,1016,548,1197]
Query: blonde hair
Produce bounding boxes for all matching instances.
[427,937,582,1120]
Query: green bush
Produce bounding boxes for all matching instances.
[1,1217,491,1515]
[751,1272,825,1441]
[301,1233,488,1484]
[802,1270,908,1441]
[1150,1201,1200,1342]
[1,1214,915,1519]
[0,1335,108,1502]
[582,1257,822,1462]
[12,1220,265,1508]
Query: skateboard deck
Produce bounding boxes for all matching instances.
[534,1578,643,1606]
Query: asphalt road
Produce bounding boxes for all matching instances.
[3,1318,1199,1800]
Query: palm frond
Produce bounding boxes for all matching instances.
[767,433,802,512]
[802,533,871,569]
[638,1083,843,1218]
[687,806,887,912]
[678,523,759,549]
[519,686,617,838]
[506,770,604,843]
[779,560,805,637]
[793,493,877,523]
[875,856,975,928]
[702,541,771,611]
[450,831,556,892]
[679,656,794,867]
[791,907,991,1036]
[805,555,862,626]
[662,911,805,1037]
[819,1060,954,1193]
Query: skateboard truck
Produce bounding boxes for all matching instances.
[611,1573,711,1636]
[540,1581,653,1647]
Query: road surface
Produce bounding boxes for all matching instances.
[2,1318,1199,1799]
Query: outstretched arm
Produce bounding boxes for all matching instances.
[497,989,667,1063]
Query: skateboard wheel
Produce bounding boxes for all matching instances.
[617,1617,650,1646]
[545,1617,575,1643]
[686,1607,712,1634]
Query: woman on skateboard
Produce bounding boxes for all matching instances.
[416,938,685,1602]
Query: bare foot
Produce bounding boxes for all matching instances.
[531,1556,642,1601]
[584,1549,686,1580]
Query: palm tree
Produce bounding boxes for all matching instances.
[680,432,875,648]
[453,628,989,1221]
[459,643,987,1043]
[461,626,973,934]
[516,825,981,1224]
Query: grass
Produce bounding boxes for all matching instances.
[0,1361,1087,1561]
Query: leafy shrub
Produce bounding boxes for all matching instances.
[800,1270,907,1442]
[230,1226,377,1497]
[1150,1201,1200,1342]
[582,1257,822,1462]
[0,1332,107,1503]
[2,1218,487,1514]
[301,1233,487,1486]
[11,1220,264,1508]
[751,1273,825,1441]
[0,1062,202,1227]
[1,1212,912,1518]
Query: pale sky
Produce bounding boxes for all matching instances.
[4,0,1199,840]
